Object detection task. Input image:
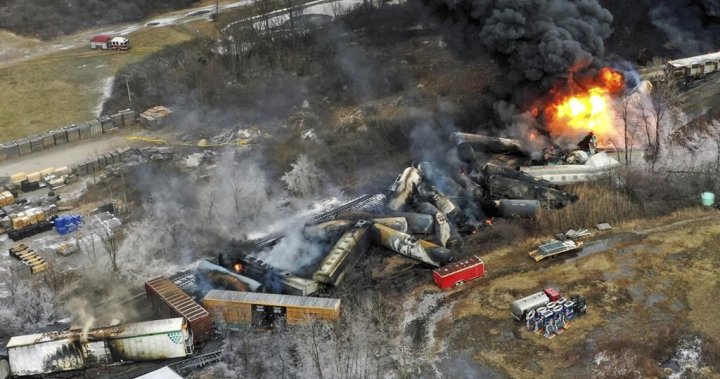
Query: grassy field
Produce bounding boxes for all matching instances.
[0,0,326,144]
[434,207,720,377]
[0,25,201,142]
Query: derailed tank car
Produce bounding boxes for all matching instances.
[312,221,371,286]
[6,318,193,377]
[203,290,340,329]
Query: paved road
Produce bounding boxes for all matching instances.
[0,132,136,178]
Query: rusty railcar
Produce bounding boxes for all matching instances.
[203,290,340,329]
[145,276,213,343]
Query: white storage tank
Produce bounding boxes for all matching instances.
[511,292,550,320]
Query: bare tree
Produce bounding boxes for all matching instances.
[203,188,219,225]
[281,154,325,198]
[618,95,642,168]
[99,227,120,272]
[648,75,681,172]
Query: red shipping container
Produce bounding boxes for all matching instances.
[543,287,560,302]
[432,256,485,290]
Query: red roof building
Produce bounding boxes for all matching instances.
[90,35,111,43]
[90,35,112,49]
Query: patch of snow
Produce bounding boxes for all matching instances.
[301,129,317,140]
[95,76,114,116]
[592,350,642,378]
[185,153,204,167]
[145,17,178,27]
[668,337,703,379]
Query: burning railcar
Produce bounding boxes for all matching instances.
[6,318,193,377]
[227,254,320,296]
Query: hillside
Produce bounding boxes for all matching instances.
[0,0,199,39]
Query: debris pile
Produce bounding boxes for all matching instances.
[223,132,615,293]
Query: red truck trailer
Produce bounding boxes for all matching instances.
[145,276,212,343]
[432,256,485,290]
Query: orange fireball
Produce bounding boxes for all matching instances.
[544,68,624,143]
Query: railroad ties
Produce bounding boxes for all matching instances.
[9,244,48,274]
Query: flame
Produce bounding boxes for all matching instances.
[233,263,243,272]
[599,67,624,92]
[544,67,624,142]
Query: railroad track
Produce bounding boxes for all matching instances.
[251,192,387,249]
[312,193,386,223]
[168,350,223,375]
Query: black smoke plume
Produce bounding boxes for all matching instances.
[430,0,613,85]
[649,0,720,56]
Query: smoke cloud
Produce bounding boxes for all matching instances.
[649,0,720,56]
[434,0,613,84]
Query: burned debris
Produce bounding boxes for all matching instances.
[0,127,618,378]
[215,131,599,297]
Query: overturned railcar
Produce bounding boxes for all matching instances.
[230,255,319,296]
[6,318,193,377]
[312,221,371,286]
[145,276,213,343]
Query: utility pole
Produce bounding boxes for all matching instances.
[121,74,132,109]
[212,0,219,22]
